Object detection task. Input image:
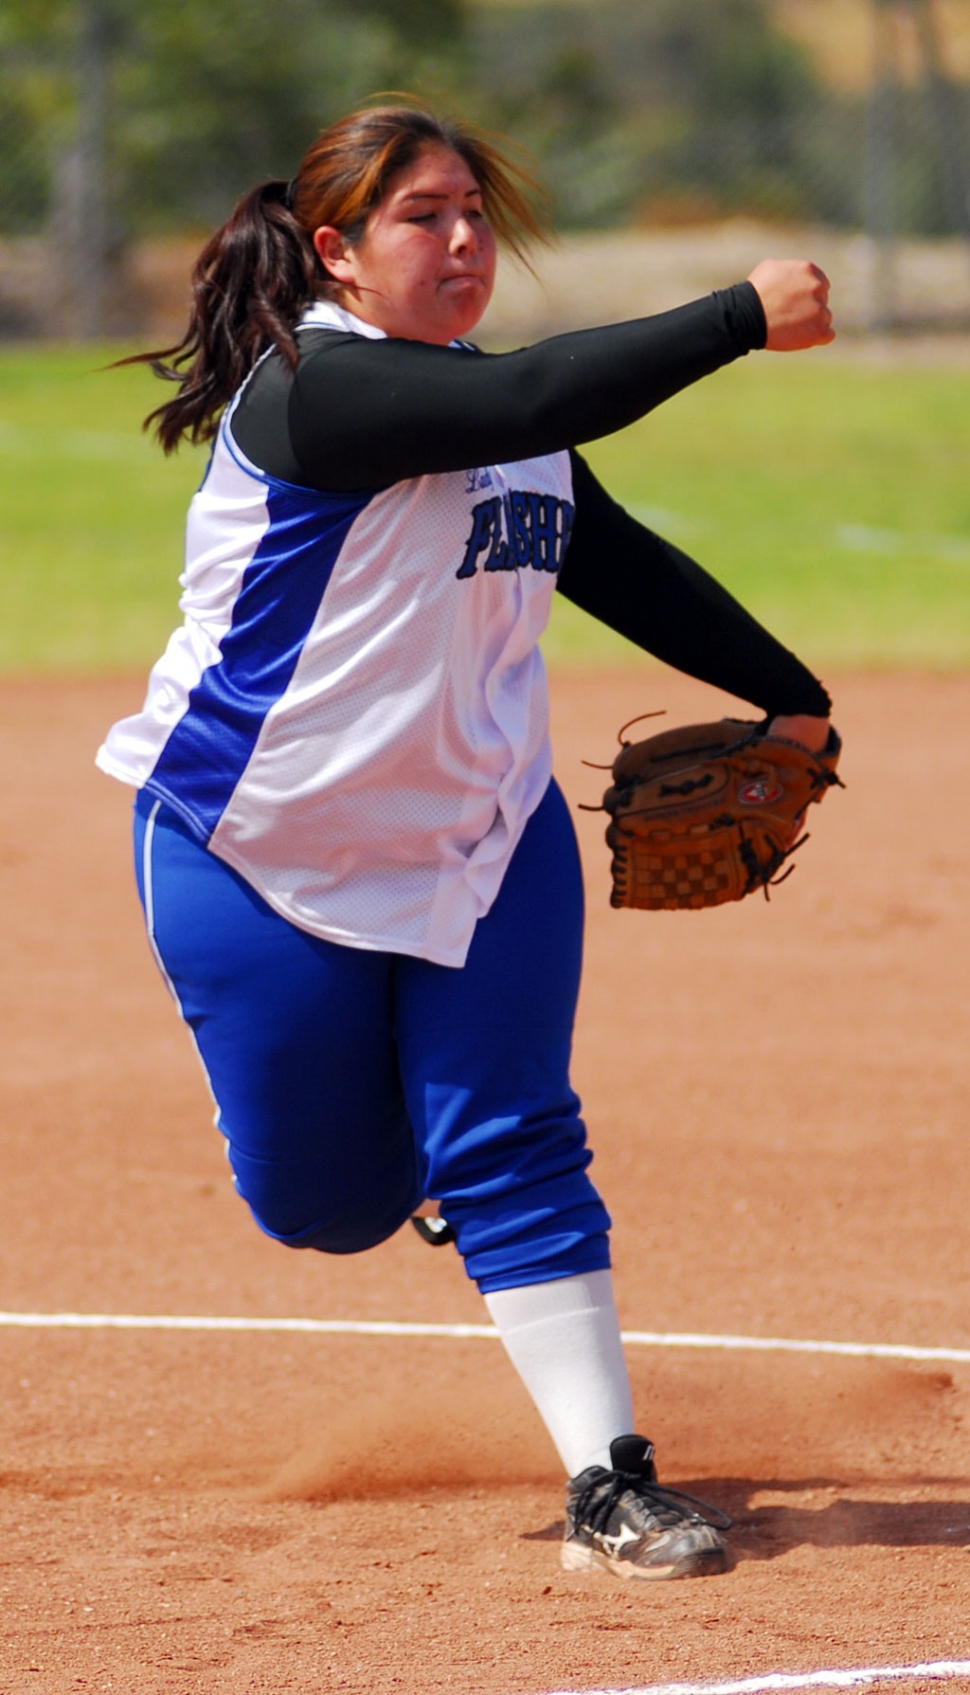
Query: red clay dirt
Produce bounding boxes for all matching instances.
[1,668,969,1694]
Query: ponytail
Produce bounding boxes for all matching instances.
[126,100,549,453]
[125,180,319,454]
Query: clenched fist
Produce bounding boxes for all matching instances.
[747,258,835,351]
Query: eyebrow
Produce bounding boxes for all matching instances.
[399,188,483,204]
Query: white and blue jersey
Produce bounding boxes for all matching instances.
[99,304,575,966]
[100,287,828,967]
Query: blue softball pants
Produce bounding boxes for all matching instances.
[133,780,611,1294]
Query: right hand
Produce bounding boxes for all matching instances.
[747,258,835,351]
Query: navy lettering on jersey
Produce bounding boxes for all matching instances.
[456,492,575,580]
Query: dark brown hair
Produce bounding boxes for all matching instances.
[129,101,550,453]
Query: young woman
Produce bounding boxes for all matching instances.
[98,102,833,1582]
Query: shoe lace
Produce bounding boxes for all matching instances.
[575,1467,733,1537]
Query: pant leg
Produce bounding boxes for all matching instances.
[134,793,422,1252]
[395,779,612,1293]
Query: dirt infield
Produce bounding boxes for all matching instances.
[1,668,969,1694]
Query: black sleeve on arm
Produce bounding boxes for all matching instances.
[558,450,831,720]
[287,283,767,492]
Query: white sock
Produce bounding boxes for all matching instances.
[484,1268,635,1478]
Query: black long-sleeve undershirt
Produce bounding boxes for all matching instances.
[234,285,767,490]
[230,284,831,720]
[561,452,829,717]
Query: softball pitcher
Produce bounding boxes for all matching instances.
[98,102,833,1581]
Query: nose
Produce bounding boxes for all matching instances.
[449,213,479,255]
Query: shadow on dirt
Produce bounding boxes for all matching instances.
[726,1485,970,1560]
[521,1485,970,1558]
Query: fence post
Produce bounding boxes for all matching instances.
[52,0,110,339]
[865,0,898,330]
[907,0,970,246]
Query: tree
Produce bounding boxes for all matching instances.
[0,0,469,236]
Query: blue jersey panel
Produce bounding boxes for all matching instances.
[146,483,371,841]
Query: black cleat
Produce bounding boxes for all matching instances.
[561,1434,731,1581]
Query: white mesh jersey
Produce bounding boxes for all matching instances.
[97,303,575,968]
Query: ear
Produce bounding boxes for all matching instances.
[313,226,358,286]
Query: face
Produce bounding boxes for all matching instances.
[313,144,498,345]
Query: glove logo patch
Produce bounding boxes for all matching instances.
[738,777,782,806]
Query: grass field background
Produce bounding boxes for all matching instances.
[1,343,968,673]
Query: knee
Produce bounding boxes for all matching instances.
[234,1171,417,1256]
[254,1204,405,1255]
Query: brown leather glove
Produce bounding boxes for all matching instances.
[599,718,843,911]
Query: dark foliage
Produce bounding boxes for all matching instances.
[2,0,969,238]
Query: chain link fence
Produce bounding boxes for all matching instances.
[2,0,970,340]
[0,28,63,335]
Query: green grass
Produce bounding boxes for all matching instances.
[2,344,969,673]
[0,347,206,672]
[546,352,970,670]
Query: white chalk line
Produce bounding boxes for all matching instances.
[0,1312,969,1364]
[539,1664,970,1695]
[3,1318,966,1694]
